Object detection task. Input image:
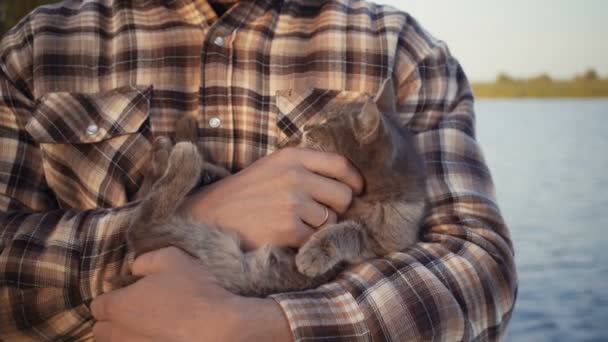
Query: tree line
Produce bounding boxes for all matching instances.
[495,69,605,84]
[473,69,608,98]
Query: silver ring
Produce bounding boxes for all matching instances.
[313,207,330,228]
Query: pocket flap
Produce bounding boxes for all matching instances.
[275,87,368,143]
[26,85,152,144]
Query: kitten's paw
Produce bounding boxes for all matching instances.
[171,141,199,160]
[153,136,173,152]
[170,142,202,170]
[151,136,172,177]
[296,240,338,277]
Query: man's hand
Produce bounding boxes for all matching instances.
[91,247,293,342]
[182,147,364,249]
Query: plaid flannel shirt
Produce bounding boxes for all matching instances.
[0,0,517,340]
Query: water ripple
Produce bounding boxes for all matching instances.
[477,99,608,342]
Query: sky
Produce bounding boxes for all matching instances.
[375,0,608,81]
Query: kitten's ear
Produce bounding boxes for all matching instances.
[374,78,396,114]
[355,100,381,144]
[354,78,395,144]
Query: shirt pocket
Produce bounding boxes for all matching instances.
[274,87,368,146]
[25,85,153,210]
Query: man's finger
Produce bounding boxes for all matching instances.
[91,282,140,322]
[297,199,338,228]
[286,220,316,247]
[299,172,354,214]
[91,292,114,321]
[295,148,365,195]
[93,322,150,342]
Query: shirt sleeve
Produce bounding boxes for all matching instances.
[0,18,133,341]
[270,16,518,342]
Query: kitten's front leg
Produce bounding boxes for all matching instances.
[133,136,173,200]
[295,220,372,277]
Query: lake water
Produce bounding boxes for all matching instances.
[475,99,608,341]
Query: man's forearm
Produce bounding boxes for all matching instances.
[235,298,293,341]
[0,207,135,339]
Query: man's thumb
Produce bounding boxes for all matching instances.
[131,246,192,276]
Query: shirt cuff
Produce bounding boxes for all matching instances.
[269,282,370,341]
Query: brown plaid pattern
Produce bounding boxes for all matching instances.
[0,0,517,340]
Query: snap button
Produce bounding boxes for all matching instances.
[209,117,222,128]
[86,124,99,135]
[213,36,225,47]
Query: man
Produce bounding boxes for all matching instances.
[0,0,517,340]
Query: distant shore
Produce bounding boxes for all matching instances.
[471,72,608,98]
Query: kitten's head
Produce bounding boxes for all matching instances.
[297,96,393,161]
[291,83,424,198]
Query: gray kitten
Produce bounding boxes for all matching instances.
[115,86,426,297]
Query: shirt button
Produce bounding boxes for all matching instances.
[86,124,99,135]
[209,117,222,128]
[213,36,225,47]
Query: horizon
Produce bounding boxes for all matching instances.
[377,0,608,82]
